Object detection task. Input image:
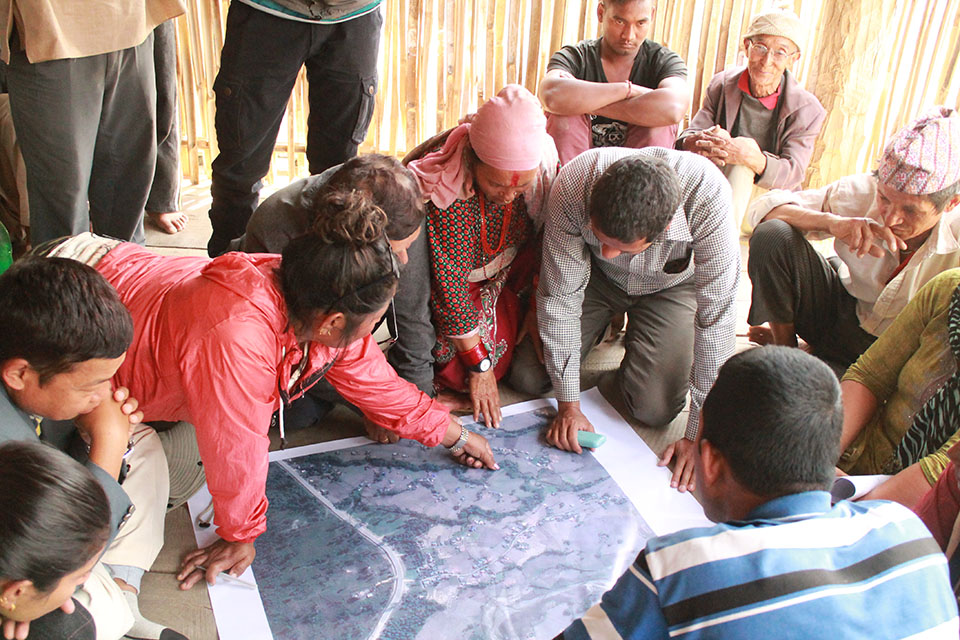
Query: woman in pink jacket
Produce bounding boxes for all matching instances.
[41,191,497,590]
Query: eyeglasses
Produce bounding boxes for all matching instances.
[376,302,398,349]
[748,41,797,63]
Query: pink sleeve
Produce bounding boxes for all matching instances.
[180,321,279,543]
[324,335,450,447]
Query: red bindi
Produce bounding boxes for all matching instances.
[509,173,520,187]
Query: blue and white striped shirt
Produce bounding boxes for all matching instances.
[562,492,959,639]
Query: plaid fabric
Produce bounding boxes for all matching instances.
[537,147,739,439]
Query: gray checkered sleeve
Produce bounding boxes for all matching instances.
[680,154,739,440]
[538,158,598,403]
[537,148,739,435]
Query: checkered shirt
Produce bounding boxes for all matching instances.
[538,147,739,440]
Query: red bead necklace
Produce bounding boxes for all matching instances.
[478,192,513,256]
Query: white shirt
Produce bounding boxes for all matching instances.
[745,173,960,335]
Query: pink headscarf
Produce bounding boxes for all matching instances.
[408,84,550,209]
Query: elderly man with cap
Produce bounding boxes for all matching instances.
[745,106,960,368]
[407,85,558,430]
[677,9,826,224]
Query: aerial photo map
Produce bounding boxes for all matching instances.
[251,404,653,640]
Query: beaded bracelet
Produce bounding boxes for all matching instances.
[457,342,489,367]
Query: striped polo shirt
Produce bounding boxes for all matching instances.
[562,491,958,639]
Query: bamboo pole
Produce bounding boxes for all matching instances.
[418,0,433,138]
[690,0,716,116]
[713,0,735,71]
[285,74,296,179]
[935,1,960,105]
[175,0,960,191]
[899,0,937,126]
[548,0,568,64]
[449,0,465,125]
[577,0,589,43]
[394,0,406,152]
[525,0,544,91]
[405,0,422,149]
[175,15,199,184]
[507,0,523,86]
[874,0,915,166]
[675,1,698,74]
[657,0,673,47]
[492,0,506,91]
[435,0,446,136]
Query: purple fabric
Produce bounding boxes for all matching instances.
[677,67,826,191]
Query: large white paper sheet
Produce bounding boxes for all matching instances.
[189,391,708,639]
[186,487,273,639]
[578,388,711,535]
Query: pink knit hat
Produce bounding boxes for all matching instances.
[877,106,960,195]
[468,84,547,172]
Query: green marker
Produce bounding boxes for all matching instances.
[577,431,606,449]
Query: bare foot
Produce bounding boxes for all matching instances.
[747,324,774,345]
[147,211,188,235]
[435,389,473,412]
[604,313,626,342]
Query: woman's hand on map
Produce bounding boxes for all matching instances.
[658,436,697,493]
[546,401,594,454]
[453,431,499,470]
[469,369,502,429]
[177,539,256,590]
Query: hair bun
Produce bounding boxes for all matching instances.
[310,189,388,248]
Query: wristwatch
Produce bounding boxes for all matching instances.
[468,356,492,373]
[458,342,491,373]
[448,424,470,455]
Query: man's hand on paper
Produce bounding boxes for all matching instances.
[658,436,697,493]
[547,401,594,454]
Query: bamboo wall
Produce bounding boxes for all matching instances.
[175,0,960,190]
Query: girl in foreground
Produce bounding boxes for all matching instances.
[0,441,111,640]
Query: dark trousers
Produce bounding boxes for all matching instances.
[27,599,96,640]
[511,267,696,428]
[748,219,876,367]
[6,35,156,245]
[146,19,181,213]
[207,3,382,256]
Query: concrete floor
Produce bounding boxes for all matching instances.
[137,180,756,639]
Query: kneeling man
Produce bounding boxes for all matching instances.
[511,147,739,491]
